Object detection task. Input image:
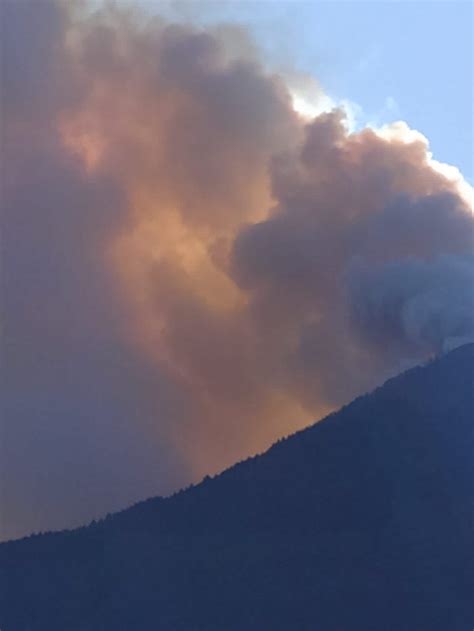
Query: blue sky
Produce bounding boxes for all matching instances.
[136,0,473,183]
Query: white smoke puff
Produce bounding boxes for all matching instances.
[347,255,474,354]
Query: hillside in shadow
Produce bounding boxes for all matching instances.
[1,344,473,630]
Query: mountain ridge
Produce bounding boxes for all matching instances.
[1,343,473,630]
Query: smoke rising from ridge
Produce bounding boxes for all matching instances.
[1,0,473,539]
[348,255,474,354]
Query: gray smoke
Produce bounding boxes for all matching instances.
[348,255,474,354]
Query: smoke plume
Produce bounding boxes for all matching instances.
[1,0,473,539]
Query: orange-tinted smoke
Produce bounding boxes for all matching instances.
[61,3,473,478]
[2,0,473,538]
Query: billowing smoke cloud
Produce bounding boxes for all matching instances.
[1,0,473,539]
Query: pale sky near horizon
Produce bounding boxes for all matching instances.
[130,0,473,183]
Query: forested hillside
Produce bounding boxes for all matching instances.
[1,344,473,631]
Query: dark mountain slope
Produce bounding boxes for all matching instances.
[1,344,473,631]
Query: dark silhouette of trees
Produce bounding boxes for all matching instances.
[1,344,473,631]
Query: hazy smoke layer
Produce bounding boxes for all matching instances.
[2,1,473,539]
